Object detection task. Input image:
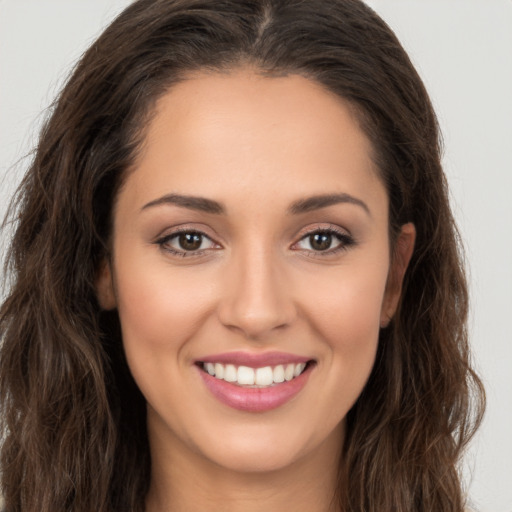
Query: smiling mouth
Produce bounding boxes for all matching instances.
[197,361,314,388]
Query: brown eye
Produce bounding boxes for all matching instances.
[178,232,203,251]
[294,228,354,255]
[309,232,333,251]
[156,230,218,255]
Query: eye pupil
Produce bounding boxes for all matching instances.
[310,232,332,251]
[179,233,202,250]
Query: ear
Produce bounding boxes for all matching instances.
[95,258,117,310]
[380,222,416,327]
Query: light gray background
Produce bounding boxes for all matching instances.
[1,2,511,511]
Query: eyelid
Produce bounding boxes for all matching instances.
[290,223,355,255]
[294,222,350,237]
[154,225,223,257]
[152,222,355,258]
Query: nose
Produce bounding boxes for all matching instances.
[216,246,296,340]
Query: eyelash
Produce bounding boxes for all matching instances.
[292,226,355,256]
[154,228,219,258]
[154,225,355,258]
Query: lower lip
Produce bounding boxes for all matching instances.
[198,364,314,413]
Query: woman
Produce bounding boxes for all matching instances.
[0,0,485,511]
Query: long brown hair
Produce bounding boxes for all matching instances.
[0,1,485,511]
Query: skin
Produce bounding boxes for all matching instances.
[97,68,415,512]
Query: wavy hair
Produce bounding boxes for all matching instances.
[0,1,484,511]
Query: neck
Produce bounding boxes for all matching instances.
[145,419,343,512]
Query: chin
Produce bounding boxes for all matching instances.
[208,442,304,474]
[189,416,345,476]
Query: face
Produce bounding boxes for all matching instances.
[97,69,414,475]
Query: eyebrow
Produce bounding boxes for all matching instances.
[141,193,225,214]
[141,192,370,216]
[288,193,370,216]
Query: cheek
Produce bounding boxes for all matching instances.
[113,252,216,361]
[112,258,220,414]
[302,260,387,334]
[296,257,388,377]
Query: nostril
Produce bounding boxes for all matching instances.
[216,267,296,338]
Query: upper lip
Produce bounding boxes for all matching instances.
[197,351,312,368]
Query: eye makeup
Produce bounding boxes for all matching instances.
[154,227,221,258]
[152,222,356,260]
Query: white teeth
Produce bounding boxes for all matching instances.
[273,365,285,383]
[214,363,224,379]
[224,364,237,382]
[237,366,255,385]
[294,363,306,377]
[284,363,295,381]
[255,366,274,386]
[202,361,309,387]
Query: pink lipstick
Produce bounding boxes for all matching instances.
[196,351,315,412]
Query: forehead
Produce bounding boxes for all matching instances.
[120,68,386,216]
